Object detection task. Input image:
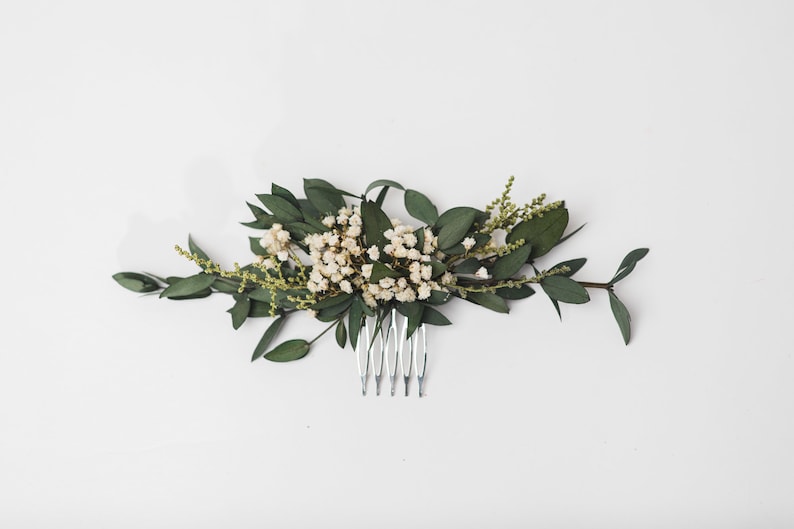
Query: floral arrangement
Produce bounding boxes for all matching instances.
[114,177,648,363]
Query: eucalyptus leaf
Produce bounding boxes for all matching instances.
[248,300,274,317]
[311,292,353,310]
[495,284,535,300]
[348,297,364,349]
[552,257,587,277]
[454,258,481,275]
[271,183,301,209]
[466,291,509,313]
[491,244,532,280]
[443,233,490,255]
[249,236,267,256]
[424,289,453,305]
[369,261,402,283]
[317,296,353,322]
[113,272,161,293]
[264,339,310,362]
[251,316,287,361]
[507,208,569,260]
[361,200,393,250]
[428,261,446,278]
[335,320,347,348]
[436,209,476,251]
[188,234,211,267]
[365,179,405,195]
[540,275,589,304]
[609,290,631,345]
[247,288,273,303]
[421,306,451,326]
[256,194,303,222]
[160,273,216,299]
[404,189,439,225]
[555,222,586,248]
[304,178,346,214]
[395,302,425,338]
[227,296,250,330]
[611,248,650,284]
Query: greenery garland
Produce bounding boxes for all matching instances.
[114,177,648,362]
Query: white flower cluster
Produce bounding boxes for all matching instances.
[303,207,445,308]
[259,223,292,266]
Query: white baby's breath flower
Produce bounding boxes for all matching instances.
[361,264,373,279]
[379,277,395,289]
[306,309,317,318]
[393,246,408,258]
[347,225,361,237]
[441,271,456,286]
[367,245,380,260]
[406,248,422,261]
[475,266,489,280]
[420,265,432,281]
[462,237,476,251]
[395,287,416,303]
[403,233,418,248]
[322,215,336,228]
[277,250,289,262]
[417,282,432,300]
[339,279,353,294]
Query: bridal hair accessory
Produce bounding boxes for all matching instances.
[114,177,648,396]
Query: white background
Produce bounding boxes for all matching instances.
[1,1,793,527]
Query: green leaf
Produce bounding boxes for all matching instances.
[304,178,346,214]
[160,273,216,299]
[424,289,453,305]
[421,306,451,326]
[369,261,402,283]
[443,233,490,255]
[540,275,589,304]
[507,208,569,260]
[256,194,303,222]
[252,316,287,361]
[365,179,405,195]
[311,292,353,310]
[249,236,266,256]
[227,296,250,330]
[247,288,273,303]
[466,291,509,313]
[248,300,274,317]
[361,200,393,251]
[491,244,533,280]
[436,208,476,251]
[404,189,439,225]
[348,297,364,350]
[212,279,241,294]
[271,183,301,209]
[113,272,161,293]
[495,285,535,300]
[298,198,320,219]
[611,248,650,284]
[552,257,587,277]
[188,234,211,268]
[335,320,347,348]
[316,296,353,322]
[264,339,310,362]
[428,261,446,278]
[454,258,481,274]
[395,302,425,338]
[555,222,586,248]
[609,290,631,345]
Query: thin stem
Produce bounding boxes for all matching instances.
[578,281,613,290]
[309,319,340,345]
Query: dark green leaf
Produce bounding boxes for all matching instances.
[491,244,532,280]
[395,302,425,338]
[540,275,589,304]
[317,296,353,322]
[369,261,402,283]
[212,279,241,294]
[248,300,274,317]
[555,222,586,248]
[507,208,569,259]
[271,183,301,209]
[424,289,453,305]
[188,234,211,268]
[247,288,273,303]
[609,290,631,345]
[160,273,216,299]
[348,297,364,349]
[421,306,451,326]
[113,272,161,293]
[404,189,439,225]
[454,258,481,275]
[495,284,535,300]
[552,258,587,277]
[428,261,446,278]
[375,186,390,207]
[335,320,347,348]
[249,236,266,256]
[252,316,287,361]
[361,200,393,250]
[443,233,490,255]
[365,179,405,195]
[466,291,509,313]
[611,248,650,284]
[304,178,346,214]
[311,292,353,310]
[227,296,250,330]
[298,198,320,219]
[256,194,303,222]
[436,208,476,251]
[264,339,310,362]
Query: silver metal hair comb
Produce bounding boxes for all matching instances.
[355,309,427,397]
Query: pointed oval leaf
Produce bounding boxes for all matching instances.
[495,284,535,300]
[348,297,364,350]
[304,178,346,214]
[507,208,569,259]
[160,273,216,299]
[437,209,476,251]
[540,275,589,304]
[395,302,425,338]
[552,257,587,277]
[454,258,481,275]
[271,183,301,209]
[252,316,287,362]
[611,248,650,284]
[227,296,251,330]
[421,306,451,326]
[113,272,161,293]
[365,179,405,195]
[311,292,353,310]
[361,200,393,250]
[609,290,631,345]
[404,189,439,225]
[188,234,211,268]
[256,194,303,222]
[264,339,310,362]
[466,291,509,313]
[491,244,533,280]
[335,320,347,348]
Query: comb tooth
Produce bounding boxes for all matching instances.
[414,324,427,398]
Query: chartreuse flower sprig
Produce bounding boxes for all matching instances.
[114,177,648,363]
